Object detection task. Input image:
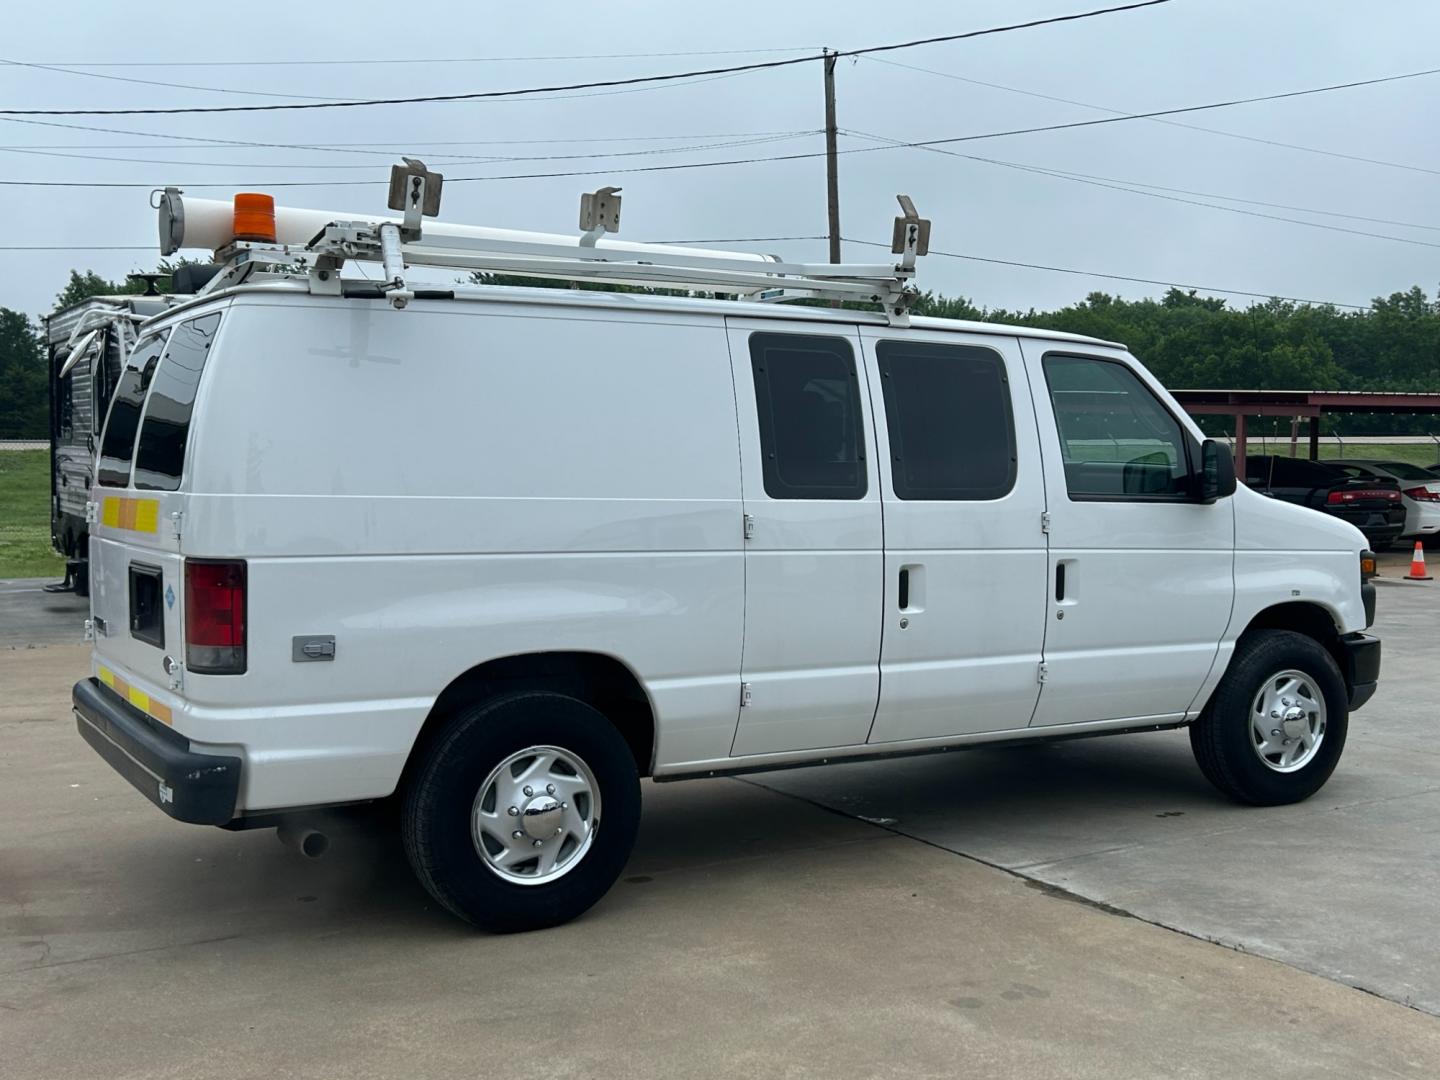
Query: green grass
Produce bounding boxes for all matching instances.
[1317,443,1440,469]
[0,449,63,580]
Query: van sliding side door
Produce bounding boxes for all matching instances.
[862,330,1049,743]
[724,319,884,757]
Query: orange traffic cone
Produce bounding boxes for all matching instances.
[1405,541,1433,581]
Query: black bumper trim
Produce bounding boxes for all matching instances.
[1361,582,1376,628]
[1337,632,1381,712]
[73,678,240,826]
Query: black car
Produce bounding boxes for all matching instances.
[1244,455,1406,548]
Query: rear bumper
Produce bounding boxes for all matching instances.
[1359,522,1406,545]
[1338,632,1381,711]
[73,678,241,826]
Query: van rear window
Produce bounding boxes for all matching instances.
[96,333,167,488]
[134,313,221,491]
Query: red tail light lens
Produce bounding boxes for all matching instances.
[1327,489,1401,504]
[1402,486,1440,502]
[185,559,246,674]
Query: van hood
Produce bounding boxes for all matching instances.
[1233,482,1366,552]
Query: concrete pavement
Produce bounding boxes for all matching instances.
[0,578,86,649]
[757,558,1440,1015]
[3,645,1439,1079]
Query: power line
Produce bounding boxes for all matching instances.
[0,1,1176,115]
[0,57,350,101]
[0,130,815,151]
[0,131,820,171]
[845,129,1440,248]
[0,244,153,250]
[863,54,1440,179]
[7,60,1440,192]
[0,114,816,160]
[0,59,770,115]
[843,238,1370,310]
[844,129,1440,231]
[22,47,825,68]
[897,67,1440,151]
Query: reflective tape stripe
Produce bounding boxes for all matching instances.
[100,497,159,534]
[97,665,174,726]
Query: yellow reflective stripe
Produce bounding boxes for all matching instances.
[96,666,173,726]
[99,497,159,534]
[133,499,159,533]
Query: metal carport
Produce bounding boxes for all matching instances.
[1170,390,1440,461]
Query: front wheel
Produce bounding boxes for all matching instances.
[402,691,641,932]
[1190,630,1348,805]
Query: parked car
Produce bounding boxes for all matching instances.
[73,185,1381,932]
[1322,460,1440,541]
[1244,455,1405,549]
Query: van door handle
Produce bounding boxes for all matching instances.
[898,568,910,610]
[1055,563,1066,602]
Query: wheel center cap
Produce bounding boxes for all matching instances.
[520,795,562,840]
[1281,706,1308,738]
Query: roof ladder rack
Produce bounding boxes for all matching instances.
[201,161,934,326]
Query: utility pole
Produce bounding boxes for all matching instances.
[823,48,841,267]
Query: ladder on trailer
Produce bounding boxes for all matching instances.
[184,160,934,326]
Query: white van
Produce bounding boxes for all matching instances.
[75,179,1380,932]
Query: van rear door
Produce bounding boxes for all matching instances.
[89,313,223,708]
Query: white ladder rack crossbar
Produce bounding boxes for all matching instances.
[211,220,923,324]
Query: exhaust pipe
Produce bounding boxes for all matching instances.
[276,821,330,859]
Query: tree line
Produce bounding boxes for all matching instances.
[1,267,1437,439]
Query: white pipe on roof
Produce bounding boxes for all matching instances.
[157,191,777,265]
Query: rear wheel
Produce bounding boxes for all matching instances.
[402,690,641,932]
[1190,630,1348,805]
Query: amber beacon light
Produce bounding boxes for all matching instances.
[232,192,277,243]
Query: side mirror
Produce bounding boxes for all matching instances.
[1197,439,1237,503]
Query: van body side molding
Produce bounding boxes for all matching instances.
[653,713,1188,782]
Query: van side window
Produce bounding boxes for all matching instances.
[749,332,867,499]
[96,333,168,488]
[134,313,221,491]
[1043,354,1190,499]
[876,341,1016,500]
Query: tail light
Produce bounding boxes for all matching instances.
[1327,488,1401,504]
[185,559,246,674]
[1402,486,1440,502]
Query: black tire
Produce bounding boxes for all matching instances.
[402,690,641,932]
[74,561,90,598]
[1190,629,1348,806]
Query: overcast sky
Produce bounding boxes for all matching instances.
[2,0,1437,320]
